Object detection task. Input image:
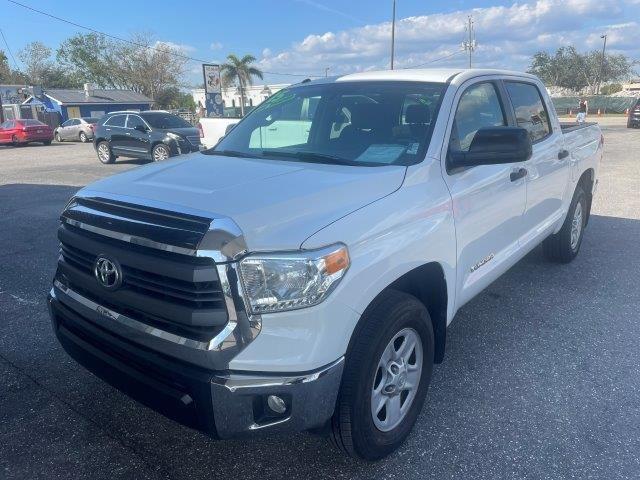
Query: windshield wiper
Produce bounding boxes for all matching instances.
[204,149,262,158]
[260,150,367,166]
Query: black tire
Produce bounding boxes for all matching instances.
[96,141,115,164]
[55,133,63,142]
[152,143,171,161]
[79,131,88,143]
[43,140,52,146]
[543,185,587,263]
[12,135,24,147]
[329,290,434,460]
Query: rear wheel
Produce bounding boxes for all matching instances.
[96,141,115,164]
[12,135,24,147]
[43,140,52,146]
[543,185,587,263]
[55,133,63,142]
[152,143,171,161]
[329,290,434,460]
[79,131,88,143]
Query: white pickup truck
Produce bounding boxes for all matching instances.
[49,69,602,460]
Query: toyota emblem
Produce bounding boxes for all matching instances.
[93,256,122,290]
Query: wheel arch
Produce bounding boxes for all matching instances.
[349,262,449,364]
[577,168,595,226]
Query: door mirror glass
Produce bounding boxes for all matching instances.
[449,126,532,168]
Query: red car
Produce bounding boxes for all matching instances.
[0,119,54,146]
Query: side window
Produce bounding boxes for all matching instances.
[248,96,318,149]
[504,82,551,142]
[105,115,126,128]
[126,115,146,130]
[450,82,506,153]
[71,119,81,126]
[61,120,73,127]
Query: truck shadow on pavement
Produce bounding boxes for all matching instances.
[1,183,639,480]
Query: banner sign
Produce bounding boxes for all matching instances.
[202,64,223,117]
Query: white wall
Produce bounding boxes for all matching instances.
[192,83,289,114]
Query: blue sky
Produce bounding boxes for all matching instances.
[2,0,639,85]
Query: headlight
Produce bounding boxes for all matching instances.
[239,243,350,314]
[167,132,183,141]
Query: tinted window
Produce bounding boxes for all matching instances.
[126,115,147,130]
[505,82,551,142]
[105,114,126,127]
[449,82,506,153]
[61,120,74,127]
[213,81,446,166]
[0,121,12,129]
[142,113,192,129]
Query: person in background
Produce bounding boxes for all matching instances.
[577,98,588,123]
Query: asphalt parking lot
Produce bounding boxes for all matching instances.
[1,119,639,480]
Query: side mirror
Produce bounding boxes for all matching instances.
[224,123,237,135]
[449,126,532,169]
[134,124,148,133]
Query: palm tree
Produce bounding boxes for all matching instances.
[220,54,264,116]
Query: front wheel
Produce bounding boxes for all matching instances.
[329,290,434,460]
[96,141,115,164]
[55,133,63,142]
[543,185,587,263]
[152,143,171,161]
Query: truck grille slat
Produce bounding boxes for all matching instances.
[56,197,228,342]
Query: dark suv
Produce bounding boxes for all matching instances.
[93,111,200,164]
[628,98,640,128]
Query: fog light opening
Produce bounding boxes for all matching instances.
[267,395,287,414]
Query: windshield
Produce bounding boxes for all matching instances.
[210,81,445,166]
[143,113,193,129]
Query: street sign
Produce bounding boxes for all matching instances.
[202,64,223,117]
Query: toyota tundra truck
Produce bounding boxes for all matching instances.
[48,69,602,460]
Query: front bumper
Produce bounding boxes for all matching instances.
[48,291,343,438]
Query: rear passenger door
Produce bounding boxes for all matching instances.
[443,80,527,308]
[503,81,569,246]
[103,114,128,153]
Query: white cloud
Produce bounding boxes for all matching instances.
[210,42,223,51]
[259,0,640,78]
[155,41,195,53]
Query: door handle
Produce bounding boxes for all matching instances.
[510,168,528,182]
[558,149,569,160]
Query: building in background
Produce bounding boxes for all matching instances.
[23,84,153,122]
[192,83,289,116]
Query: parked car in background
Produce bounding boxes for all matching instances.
[0,119,53,146]
[55,117,99,143]
[628,98,640,128]
[93,111,201,164]
[197,117,239,148]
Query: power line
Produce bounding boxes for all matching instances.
[6,0,321,78]
[402,49,466,69]
[0,26,20,70]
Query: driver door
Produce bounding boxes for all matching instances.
[442,80,527,308]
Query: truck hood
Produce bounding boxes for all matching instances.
[80,153,406,251]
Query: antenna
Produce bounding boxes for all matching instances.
[462,16,477,68]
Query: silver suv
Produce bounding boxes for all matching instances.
[54,117,99,143]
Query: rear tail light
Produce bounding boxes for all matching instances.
[197,122,204,138]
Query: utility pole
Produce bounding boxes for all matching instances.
[390,0,396,70]
[596,34,608,95]
[325,67,330,77]
[462,16,477,68]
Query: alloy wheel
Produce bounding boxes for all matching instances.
[371,327,423,432]
[570,202,583,251]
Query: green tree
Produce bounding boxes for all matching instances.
[154,86,196,110]
[57,32,187,100]
[600,83,623,95]
[18,41,52,85]
[528,47,636,94]
[0,50,27,84]
[220,54,263,116]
